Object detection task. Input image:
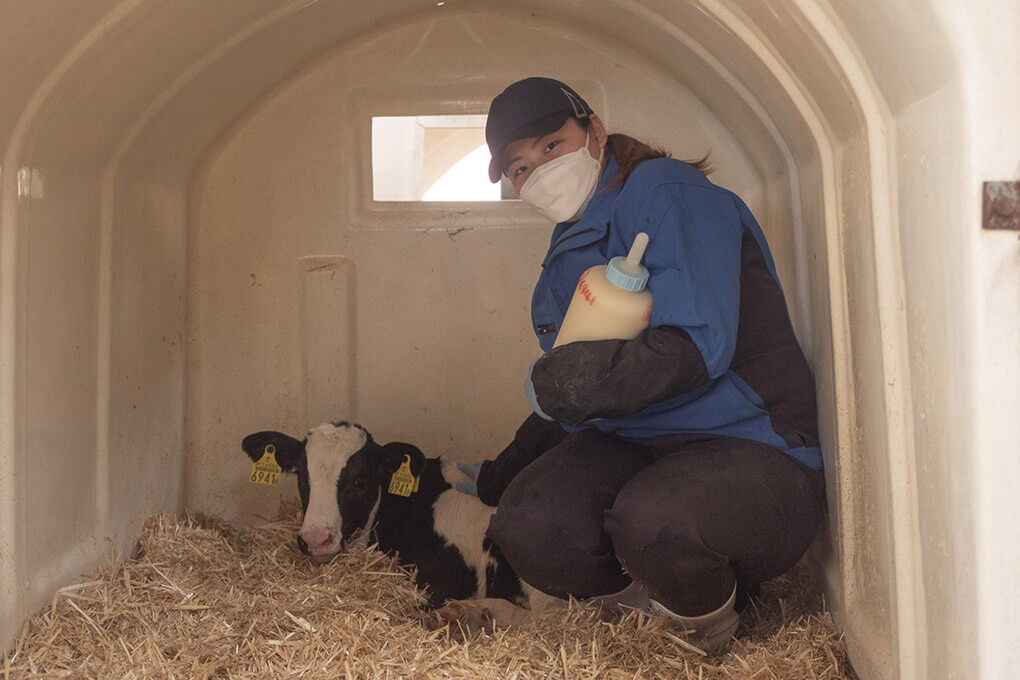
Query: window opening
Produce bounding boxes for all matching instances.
[372,115,515,202]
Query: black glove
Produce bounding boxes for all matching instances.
[529,326,709,426]
[473,413,568,506]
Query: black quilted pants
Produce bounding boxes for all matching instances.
[486,429,825,615]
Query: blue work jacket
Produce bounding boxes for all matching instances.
[530,156,823,470]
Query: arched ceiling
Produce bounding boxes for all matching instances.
[4,0,955,189]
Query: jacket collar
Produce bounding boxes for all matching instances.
[541,155,622,267]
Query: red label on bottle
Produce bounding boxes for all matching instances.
[643,306,652,322]
[577,269,597,306]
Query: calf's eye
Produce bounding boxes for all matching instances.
[354,478,365,490]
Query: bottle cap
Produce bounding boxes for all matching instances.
[605,232,650,291]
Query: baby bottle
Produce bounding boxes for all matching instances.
[553,232,653,347]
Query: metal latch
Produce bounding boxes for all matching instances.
[983,181,1020,232]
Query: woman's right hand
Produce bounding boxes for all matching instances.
[455,461,485,497]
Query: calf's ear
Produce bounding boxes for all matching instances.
[241,431,305,471]
[378,442,427,478]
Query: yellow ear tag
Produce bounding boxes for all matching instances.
[250,444,282,486]
[387,454,420,497]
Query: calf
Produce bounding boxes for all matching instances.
[242,421,552,619]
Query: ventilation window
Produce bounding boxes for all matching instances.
[372,115,515,202]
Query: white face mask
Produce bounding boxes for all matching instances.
[519,131,603,223]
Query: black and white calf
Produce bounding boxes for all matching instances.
[241,421,555,619]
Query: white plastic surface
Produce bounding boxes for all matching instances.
[1,2,1017,679]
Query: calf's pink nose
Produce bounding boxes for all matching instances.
[301,528,336,553]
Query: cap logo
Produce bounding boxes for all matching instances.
[561,88,589,118]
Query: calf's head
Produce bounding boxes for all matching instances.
[242,421,425,561]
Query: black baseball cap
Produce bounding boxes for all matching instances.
[485,77,594,183]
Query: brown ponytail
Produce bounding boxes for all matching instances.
[604,133,712,189]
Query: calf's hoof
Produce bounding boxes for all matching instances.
[436,598,537,633]
[436,600,495,633]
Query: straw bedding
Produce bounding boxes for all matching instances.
[3,507,856,679]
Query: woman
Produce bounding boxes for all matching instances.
[461,77,825,653]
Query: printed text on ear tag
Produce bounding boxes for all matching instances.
[388,454,420,497]
[250,444,282,486]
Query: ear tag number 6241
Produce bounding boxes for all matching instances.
[388,454,420,497]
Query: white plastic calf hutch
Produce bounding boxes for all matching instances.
[1,2,1017,678]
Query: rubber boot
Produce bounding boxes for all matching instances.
[649,585,739,655]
